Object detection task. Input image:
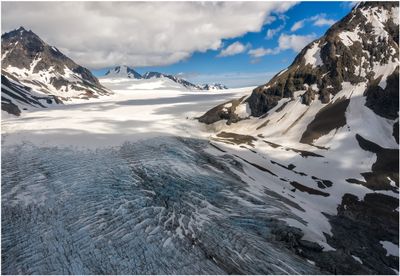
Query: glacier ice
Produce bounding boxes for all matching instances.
[2,137,318,274]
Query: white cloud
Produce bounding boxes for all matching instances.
[248,32,316,59]
[249,47,279,58]
[290,13,337,33]
[265,14,288,39]
[313,18,336,26]
[266,24,285,39]
[290,20,305,32]
[278,33,317,52]
[218,41,250,57]
[2,1,297,69]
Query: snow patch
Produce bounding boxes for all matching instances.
[352,255,363,264]
[380,241,399,257]
[235,103,251,119]
[304,42,323,68]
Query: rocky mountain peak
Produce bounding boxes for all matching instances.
[1,27,110,103]
[105,65,142,79]
[246,1,399,117]
[199,1,398,125]
[142,71,203,90]
[142,71,165,79]
[201,83,228,90]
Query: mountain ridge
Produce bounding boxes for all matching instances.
[1,27,111,115]
[199,1,399,124]
[103,66,228,90]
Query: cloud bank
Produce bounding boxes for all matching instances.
[2,1,296,69]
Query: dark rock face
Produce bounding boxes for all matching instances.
[364,67,399,120]
[355,134,399,191]
[301,88,316,106]
[198,96,246,125]
[268,192,398,274]
[246,88,280,117]
[300,97,350,145]
[325,193,399,274]
[1,27,109,101]
[1,99,21,116]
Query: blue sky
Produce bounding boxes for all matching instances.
[90,2,354,87]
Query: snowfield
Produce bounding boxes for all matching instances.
[2,79,252,148]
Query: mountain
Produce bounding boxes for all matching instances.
[198,2,399,274]
[142,71,165,79]
[105,65,142,79]
[142,71,202,90]
[1,27,111,115]
[201,83,228,90]
[103,69,228,91]
[200,2,399,124]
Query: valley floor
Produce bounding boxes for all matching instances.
[1,83,399,274]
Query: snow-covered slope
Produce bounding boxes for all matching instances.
[198,2,399,274]
[100,75,193,92]
[1,73,61,116]
[142,71,203,90]
[1,27,111,115]
[104,65,142,79]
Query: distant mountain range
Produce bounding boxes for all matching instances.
[1,28,228,116]
[103,65,228,91]
[1,27,111,115]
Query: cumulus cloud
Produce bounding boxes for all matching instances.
[249,47,279,58]
[290,20,305,32]
[313,18,336,26]
[248,32,316,59]
[2,1,296,69]
[218,41,250,57]
[266,25,284,39]
[278,33,317,52]
[290,13,336,32]
[265,14,287,39]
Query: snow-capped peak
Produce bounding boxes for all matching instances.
[105,65,142,79]
[201,83,228,90]
[1,27,111,108]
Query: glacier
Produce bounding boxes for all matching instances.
[2,137,318,274]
